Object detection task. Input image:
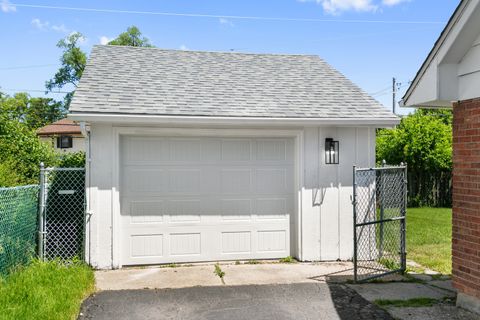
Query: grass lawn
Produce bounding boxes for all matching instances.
[0,260,95,320]
[407,207,452,274]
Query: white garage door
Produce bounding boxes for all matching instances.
[120,136,295,265]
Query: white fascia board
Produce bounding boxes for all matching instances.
[399,99,454,109]
[68,113,400,127]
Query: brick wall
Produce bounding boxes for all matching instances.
[452,97,480,301]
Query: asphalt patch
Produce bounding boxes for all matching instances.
[79,283,393,320]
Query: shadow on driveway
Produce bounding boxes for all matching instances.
[79,282,393,320]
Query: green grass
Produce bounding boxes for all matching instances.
[375,297,439,308]
[0,259,95,320]
[407,207,452,274]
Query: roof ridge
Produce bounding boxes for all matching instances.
[93,45,320,58]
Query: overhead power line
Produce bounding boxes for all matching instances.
[0,88,69,94]
[11,3,445,25]
[0,64,57,70]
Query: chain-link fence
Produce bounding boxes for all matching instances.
[353,164,407,282]
[0,185,39,276]
[40,167,85,261]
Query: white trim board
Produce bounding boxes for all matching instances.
[69,113,399,128]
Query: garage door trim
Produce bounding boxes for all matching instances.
[110,127,304,268]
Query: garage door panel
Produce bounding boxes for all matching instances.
[256,139,287,161]
[221,231,252,254]
[256,198,289,220]
[168,169,201,193]
[120,136,293,265]
[170,233,202,256]
[256,168,288,194]
[130,201,164,224]
[170,139,201,161]
[220,199,252,221]
[126,168,167,193]
[221,139,252,161]
[257,230,287,252]
[122,136,169,163]
[220,169,252,194]
[130,234,164,258]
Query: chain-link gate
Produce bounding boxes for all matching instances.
[39,165,85,260]
[353,164,407,282]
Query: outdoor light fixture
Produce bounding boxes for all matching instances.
[325,138,339,164]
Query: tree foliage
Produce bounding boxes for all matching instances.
[45,32,87,109]
[377,109,453,207]
[0,116,57,186]
[377,109,452,171]
[0,92,65,129]
[108,26,153,47]
[57,151,86,168]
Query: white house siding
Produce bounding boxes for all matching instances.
[458,33,480,101]
[404,1,480,107]
[86,123,375,269]
[300,127,375,262]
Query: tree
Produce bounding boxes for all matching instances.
[377,109,453,207]
[108,26,153,47]
[0,116,57,186]
[46,32,87,109]
[0,92,65,129]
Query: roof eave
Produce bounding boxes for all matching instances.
[402,0,470,106]
[68,112,400,128]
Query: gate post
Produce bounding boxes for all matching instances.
[38,162,46,260]
[379,160,386,259]
[352,165,358,283]
[400,163,408,273]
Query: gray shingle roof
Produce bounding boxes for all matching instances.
[69,45,397,120]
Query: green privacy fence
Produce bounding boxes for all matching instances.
[0,185,39,276]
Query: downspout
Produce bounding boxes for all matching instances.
[80,121,92,265]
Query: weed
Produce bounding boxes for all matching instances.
[235,261,241,265]
[160,263,179,268]
[378,258,401,271]
[246,260,260,265]
[278,256,297,263]
[214,263,225,284]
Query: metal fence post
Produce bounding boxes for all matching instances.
[353,165,358,283]
[38,162,46,260]
[400,163,408,273]
[378,159,386,259]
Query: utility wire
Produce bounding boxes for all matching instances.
[371,82,410,97]
[11,3,445,25]
[1,88,69,94]
[0,64,57,71]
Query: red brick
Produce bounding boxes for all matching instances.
[453,98,480,298]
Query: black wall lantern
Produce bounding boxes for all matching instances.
[325,138,339,164]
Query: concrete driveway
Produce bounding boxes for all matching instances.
[94,262,354,290]
[79,262,395,319]
[79,283,393,320]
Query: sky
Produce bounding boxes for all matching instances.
[0,0,460,115]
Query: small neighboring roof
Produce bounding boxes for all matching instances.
[37,119,82,136]
[69,45,398,122]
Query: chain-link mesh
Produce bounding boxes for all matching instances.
[43,168,85,260]
[0,185,39,276]
[353,166,406,282]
